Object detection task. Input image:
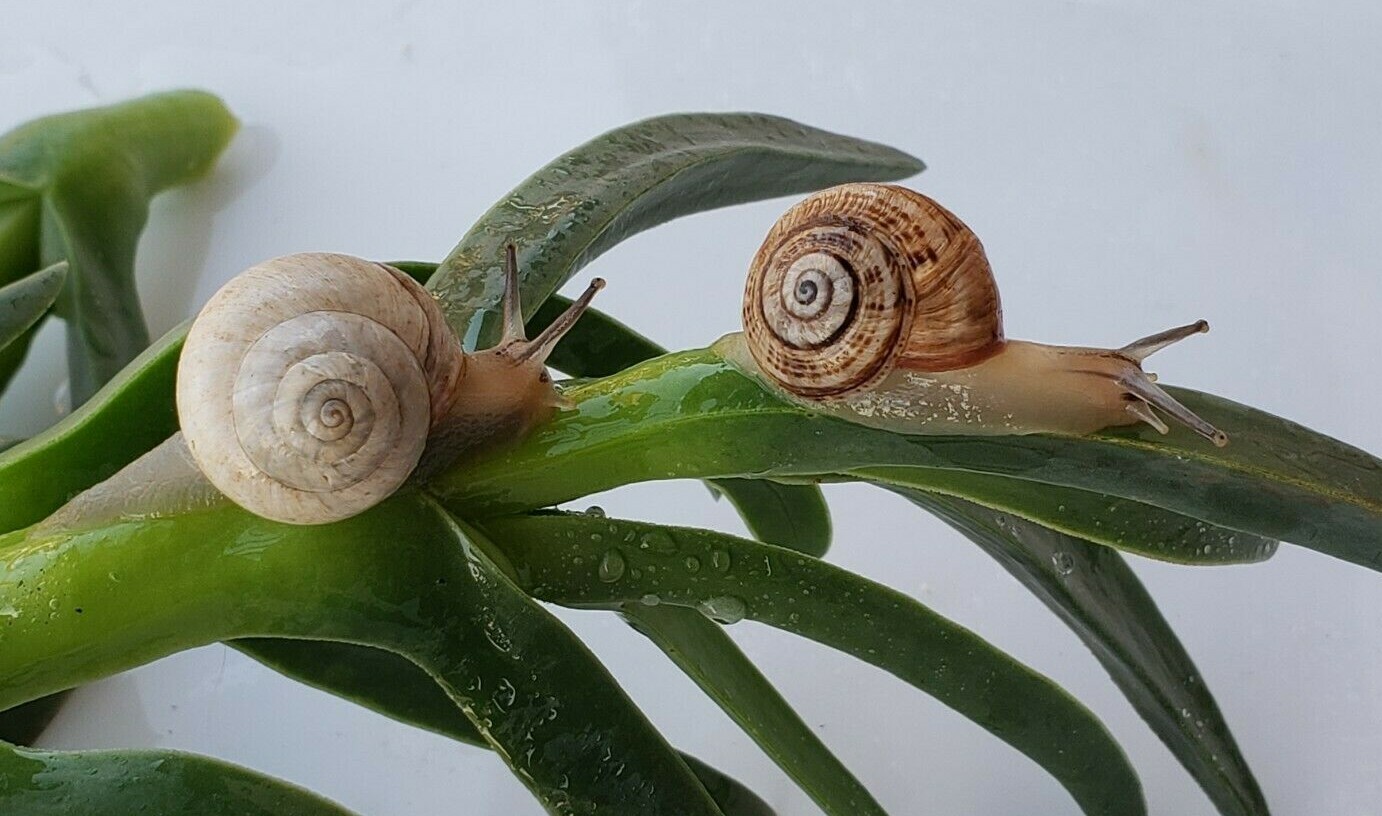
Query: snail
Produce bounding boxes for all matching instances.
[716,183,1228,446]
[176,247,603,525]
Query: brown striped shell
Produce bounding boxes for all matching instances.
[741,183,1004,398]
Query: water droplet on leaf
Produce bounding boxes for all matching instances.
[697,595,747,624]
[598,549,626,583]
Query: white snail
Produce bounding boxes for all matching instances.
[717,183,1228,445]
[176,248,602,525]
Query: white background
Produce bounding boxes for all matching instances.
[3,2,1380,814]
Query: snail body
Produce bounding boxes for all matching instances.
[722,183,1227,445]
[177,248,602,525]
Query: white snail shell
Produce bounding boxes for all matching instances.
[177,253,463,525]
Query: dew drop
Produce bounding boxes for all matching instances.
[597,549,626,583]
[1050,551,1076,576]
[697,595,747,624]
[710,549,732,574]
[639,530,678,554]
[639,593,661,606]
[683,556,701,573]
[584,506,606,518]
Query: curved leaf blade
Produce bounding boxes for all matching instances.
[0,90,238,402]
[232,638,487,747]
[0,741,358,816]
[622,603,885,815]
[0,263,65,351]
[483,511,1146,816]
[234,638,776,814]
[436,510,725,816]
[0,325,184,533]
[904,490,1268,816]
[864,466,1277,565]
[439,349,1381,570]
[0,197,42,394]
[678,754,778,816]
[428,113,923,349]
[705,477,831,557]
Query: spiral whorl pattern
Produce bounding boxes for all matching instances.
[177,253,464,524]
[742,184,1004,397]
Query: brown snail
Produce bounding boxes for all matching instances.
[176,247,602,525]
[717,183,1228,445]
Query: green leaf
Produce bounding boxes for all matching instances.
[705,478,831,556]
[0,91,238,403]
[0,263,65,350]
[0,495,724,816]
[678,754,777,816]
[437,511,725,815]
[482,511,1145,816]
[231,639,487,746]
[428,113,923,349]
[438,349,1381,571]
[903,490,1268,816]
[0,741,359,815]
[864,466,1276,565]
[622,603,884,815]
[0,196,42,393]
[234,638,777,814]
[0,325,184,533]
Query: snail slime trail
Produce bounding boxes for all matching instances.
[722,183,1228,445]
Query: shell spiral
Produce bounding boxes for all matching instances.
[177,253,464,525]
[742,183,1004,397]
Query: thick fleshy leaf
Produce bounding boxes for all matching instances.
[233,639,776,814]
[0,195,42,393]
[903,490,1268,816]
[0,325,184,533]
[0,91,237,402]
[482,512,1145,816]
[0,741,358,815]
[427,113,923,349]
[0,263,66,350]
[622,603,884,815]
[0,495,723,816]
[439,349,1381,571]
